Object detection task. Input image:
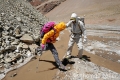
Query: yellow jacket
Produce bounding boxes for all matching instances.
[41,22,66,45]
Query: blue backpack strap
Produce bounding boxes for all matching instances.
[40,31,45,38]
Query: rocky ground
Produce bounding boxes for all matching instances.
[0,0,120,80]
[0,0,48,79]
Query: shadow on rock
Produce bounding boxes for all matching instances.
[62,55,91,66]
[62,58,75,66]
[81,55,91,62]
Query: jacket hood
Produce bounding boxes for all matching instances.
[54,22,66,31]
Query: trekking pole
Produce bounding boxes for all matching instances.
[36,48,43,73]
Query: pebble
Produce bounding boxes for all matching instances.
[10,73,17,77]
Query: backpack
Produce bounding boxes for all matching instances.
[77,17,85,25]
[77,17,85,35]
[40,21,56,39]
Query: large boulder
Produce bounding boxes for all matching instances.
[20,34,34,44]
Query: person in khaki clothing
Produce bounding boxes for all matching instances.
[65,13,87,59]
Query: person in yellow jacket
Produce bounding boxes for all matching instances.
[40,22,67,71]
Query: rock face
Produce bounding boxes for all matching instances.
[0,0,48,79]
[30,0,66,14]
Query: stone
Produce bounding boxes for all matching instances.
[0,47,5,54]
[26,50,32,57]
[1,13,5,17]
[0,64,3,68]
[5,58,12,63]
[0,54,3,58]
[14,25,21,35]
[2,41,5,46]
[22,43,28,49]
[5,45,16,50]
[3,31,9,36]
[11,41,18,45]
[33,35,40,42]
[15,34,23,38]
[18,42,23,47]
[15,53,21,59]
[4,63,11,69]
[4,26,10,31]
[29,44,38,53]
[15,45,21,52]
[11,39,20,45]
[6,40,10,46]
[9,52,16,58]
[10,37,16,41]
[16,17,22,22]
[20,34,34,44]
[0,59,4,63]
[10,73,17,77]
[17,56,24,63]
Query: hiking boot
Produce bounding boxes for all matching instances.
[79,57,86,61]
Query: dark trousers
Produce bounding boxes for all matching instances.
[44,43,62,67]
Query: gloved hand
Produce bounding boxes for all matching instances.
[41,44,45,50]
[83,38,87,43]
[71,20,76,22]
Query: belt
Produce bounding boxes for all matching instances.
[71,31,82,34]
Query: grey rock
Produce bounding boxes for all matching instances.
[0,47,5,54]
[11,39,20,45]
[20,34,34,44]
[0,59,4,63]
[5,45,16,50]
[22,43,28,49]
[15,45,21,52]
[16,17,22,22]
[4,25,10,31]
[33,35,40,42]
[17,56,24,63]
[29,44,38,53]
[15,34,23,38]
[0,54,3,58]
[10,37,16,42]
[26,50,32,57]
[5,58,12,63]
[10,73,17,77]
[4,63,11,69]
[0,64,3,68]
[14,25,22,38]
[6,40,10,46]
[1,13,5,17]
